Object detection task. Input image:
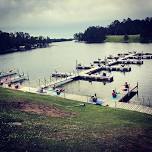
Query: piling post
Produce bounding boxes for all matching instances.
[27,73,30,81]
[142,96,145,106]
[76,60,78,69]
[148,97,150,107]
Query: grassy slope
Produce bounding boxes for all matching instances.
[0,87,152,152]
[105,35,140,43]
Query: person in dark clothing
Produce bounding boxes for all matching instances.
[112,90,117,98]
[125,82,129,89]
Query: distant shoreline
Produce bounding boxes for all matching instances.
[0,39,73,55]
[0,36,151,55]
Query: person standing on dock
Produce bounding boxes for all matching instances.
[124,82,129,91]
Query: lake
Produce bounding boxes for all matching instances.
[0,41,152,105]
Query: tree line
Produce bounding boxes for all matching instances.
[0,31,73,54]
[74,17,152,43]
[0,31,52,54]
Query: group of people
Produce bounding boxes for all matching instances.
[90,82,130,101]
[112,82,130,98]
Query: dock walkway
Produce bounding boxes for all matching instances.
[61,93,152,115]
[17,86,152,115]
[45,54,134,88]
[10,76,28,84]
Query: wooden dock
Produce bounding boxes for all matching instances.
[76,64,93,70]
[51,72,73,78]
[44,52,151,89]
[60,92,152,115]
[118,59,143,65]
[44,75,79,89]
[45,53,137,88]
[119,84,138,102]
[10,76,28,84]
[5,84,150,115]
[0,71,17,79]
[0,70,29,86]
[99,65,131,72]
[78,73,113,82]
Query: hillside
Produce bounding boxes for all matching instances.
[0,87,152,152]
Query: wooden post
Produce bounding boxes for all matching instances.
[27,73,30,81]
[142,96,144,106]
[76,60,78,69]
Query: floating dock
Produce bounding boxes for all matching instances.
[78,74,113,82]
[99,65,131,72]
[76,64,93,70]
[93,59,106,64]
[52,72,73,78]
[119,84,138,102]
[44,75,79,89]
[10,76,28,84]
[129,55,152,60]
[44,52,152,89]
[0,71,17,79]
[118,59,143,65]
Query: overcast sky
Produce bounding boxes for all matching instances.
[0,0,152,38]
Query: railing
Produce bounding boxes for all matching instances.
[131,95,152,107]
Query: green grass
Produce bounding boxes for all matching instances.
[0,87,152,152]
[105,35,140,43]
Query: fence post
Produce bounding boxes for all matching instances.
[148,97,150,107]
[142,96,144,106]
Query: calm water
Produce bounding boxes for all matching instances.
[0,41,152,104]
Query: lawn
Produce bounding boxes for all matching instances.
[105,35,140,43]
[0,87,152,152]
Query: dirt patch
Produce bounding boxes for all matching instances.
[0,102,75,118]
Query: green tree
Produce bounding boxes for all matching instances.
[74,33,84,41]
[83,26,106,43]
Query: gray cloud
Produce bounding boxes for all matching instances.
[0,0,152,37]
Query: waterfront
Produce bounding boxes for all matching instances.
[0,41,152,104]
